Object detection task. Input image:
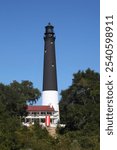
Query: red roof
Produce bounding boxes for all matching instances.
[27,105,54,112]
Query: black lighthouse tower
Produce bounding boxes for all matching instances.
[42,23,59,123]
[43,23,58,91]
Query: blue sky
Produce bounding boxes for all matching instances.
[0,0,99,104]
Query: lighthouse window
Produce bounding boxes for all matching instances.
[48,28,52,33]
[49,34,52,37]
[52,64,54,67]
[45,49,47,53]
[50,42,53,44]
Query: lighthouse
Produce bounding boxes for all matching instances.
[42,23,59,124]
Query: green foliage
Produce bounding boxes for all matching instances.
[10,80,41,105]
[0,81,41,150]
[0,69,100,150]
[33,121,49,139]
[59,68,100,149]
[59,69,100,130]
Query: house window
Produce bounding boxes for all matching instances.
[34,112,36,116]
[28,112,31,115]
[41,112,46,115]
[34,118,39,123]
[41,118,45,123]
[26,118,30,123]
[47,112,52,115]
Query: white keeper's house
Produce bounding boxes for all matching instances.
[23,105,59,127]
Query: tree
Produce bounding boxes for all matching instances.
[0,80,40,117]
[59,68,100,134]
[0,81,41,150]
[58,69,100,150]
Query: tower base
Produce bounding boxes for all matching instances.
[42,90,60,124]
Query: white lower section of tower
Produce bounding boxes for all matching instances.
[42,90,59,111]
[42,90,60,124]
